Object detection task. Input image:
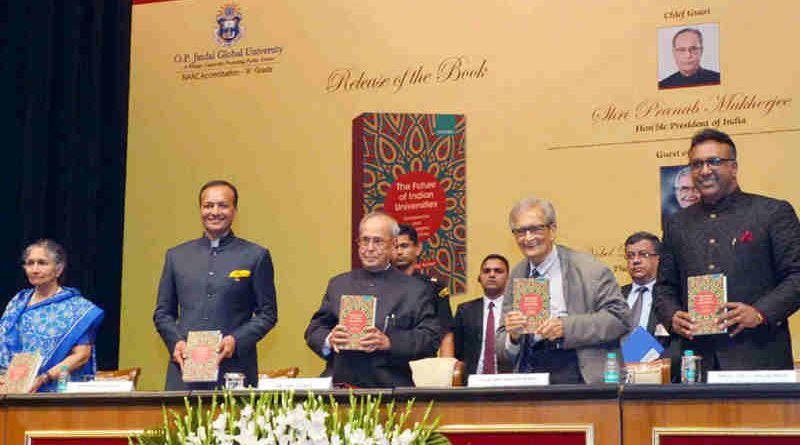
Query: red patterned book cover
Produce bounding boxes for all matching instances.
[339,294,376,351]
[688,273,727,335]
[352,113,466,294]
[512,277,550,333]
[182,330,221,382]
[5,351,43,393]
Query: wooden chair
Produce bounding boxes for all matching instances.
[258,367,300,379]
[409,357,465,387]
[95,367,142,389]
[624,359,671,384]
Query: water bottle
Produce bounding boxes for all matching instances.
[681,350,698,384]
[604,352,620,383]
[56,365,70,392]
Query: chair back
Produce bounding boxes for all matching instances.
[409,357,465,387]
[624,359,671,384]
[95,367,142,389]
[259,367,300,379]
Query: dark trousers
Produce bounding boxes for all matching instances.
[519,339,584,384]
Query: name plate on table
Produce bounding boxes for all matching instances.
[467,373,549,388]
[707,370,797,384]
[66,380,134,393]
[258,377,333,391]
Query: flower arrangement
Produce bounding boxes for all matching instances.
[131,391,451,445]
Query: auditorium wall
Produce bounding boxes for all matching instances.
[123,0,800,390]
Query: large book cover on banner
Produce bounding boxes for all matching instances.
[512,277,550,334]
[183,330,222,382]
[338,295,376,351]
[5,351,43,393]
[352,112,466,295]
[688,273,727,336]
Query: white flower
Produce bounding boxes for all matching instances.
[347,427,368,445]
[392,429,416,445]
[330,434,341,445]
[257,415,270,431]
[182,432,202,445]
[287,405,308,428]
[373,424,385,440]
[212,412,228,433]
[241,404,255,420]
[310,409,327,426]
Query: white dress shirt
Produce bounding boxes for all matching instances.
[627,279,655,330]
[505,246,565,356]
[477,295,504,374]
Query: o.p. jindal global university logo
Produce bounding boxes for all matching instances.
[215,3,245,47]
[173,3,283,81]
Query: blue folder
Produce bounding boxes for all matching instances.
[621,326,664,363]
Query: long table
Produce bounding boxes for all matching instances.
[2,384,800,445]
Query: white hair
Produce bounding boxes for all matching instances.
[508,197,557,229]
[359,211,400,238]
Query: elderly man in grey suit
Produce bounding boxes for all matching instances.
[154,180,278,390]
[496,197,631,383]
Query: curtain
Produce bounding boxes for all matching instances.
[0,1,131,371]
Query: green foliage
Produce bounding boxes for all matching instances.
[129,390,450,445]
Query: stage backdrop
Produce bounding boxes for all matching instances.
[124,0,800,390]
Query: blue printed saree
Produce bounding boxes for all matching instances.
[0,287,104,392]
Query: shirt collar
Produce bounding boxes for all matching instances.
[483,294,504,308]
[701,187,743,213]
[529,245,558,276]
[204,230,234,248]
[631,279,655,294]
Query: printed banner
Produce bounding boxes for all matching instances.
[352,113,466,294]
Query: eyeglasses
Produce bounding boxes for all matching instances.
[674,46,702,55]
[358,236,388,248]
[625,251,659,261]
[511,225,550,238]
[688,157,736,171]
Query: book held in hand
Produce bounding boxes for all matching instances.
[5,351,43,393]
[339,294,376,351]
[688,273,727,335]
[182,330,222,382]
[512,278,550,333]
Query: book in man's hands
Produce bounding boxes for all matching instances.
[688,273,727,335]
[5,351,43,393]
[512,277,550,334]
[338,295,376,351]
[182,330,222,382]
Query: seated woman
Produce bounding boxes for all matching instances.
[0,239,104,392]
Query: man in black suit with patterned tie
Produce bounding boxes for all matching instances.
[621,232,680,380]
[452,254,509,381]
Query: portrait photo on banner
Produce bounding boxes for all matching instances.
[657,23,721,90]
[660,164,700,227]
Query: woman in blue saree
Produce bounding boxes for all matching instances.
[0,239,104,392]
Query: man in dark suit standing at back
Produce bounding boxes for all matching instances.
[622,232,681,379]
[656,128,800,372]
[154,180,278,390]
[453,254,509,381]
[392,224,455,357]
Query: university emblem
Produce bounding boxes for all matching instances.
[215,4,244,46]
